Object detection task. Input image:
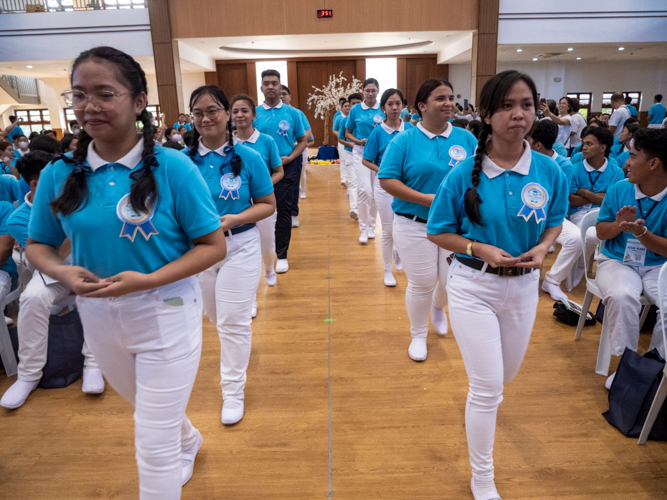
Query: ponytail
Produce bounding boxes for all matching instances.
[129,109,159,214]
[464,125,489,225]
[49,129,92,215]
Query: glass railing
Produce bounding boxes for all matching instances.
[0,0,145,13]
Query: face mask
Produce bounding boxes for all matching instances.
[171,134,182,142]
[72,129,80,135]
[18,141,28,149]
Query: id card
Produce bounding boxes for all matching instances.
[580,203,592,211]
[39,272,59,286]
[623,238,646,267]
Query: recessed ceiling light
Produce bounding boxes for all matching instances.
[576,57,581,60]
[532,57,538,61]
[567,48,573,51]
[26,65,32,68]
[517,48,522,52]
[619,47,625,51]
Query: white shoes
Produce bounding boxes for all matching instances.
[471,477,501,500]
[0,380,39,409]
[300,191,306,199]
[367,228,375,239]
[359,232,368,245]
[605,372,616,390]
[276,259,289,273]
[541,280,569,303]
[265,269,277,286]
[384,271,396,287]
[394,250,403,271]
[431,306,448,336]
[221,399,244,425]
[349,210,358,221]
[291,216,300,228]
[82,367,105,394]
[4,316,12,325]
[181,429,203,486]
[341,180,348,188]
[252,302,258,319]
[408,338,427,361]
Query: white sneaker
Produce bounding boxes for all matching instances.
[384,272,397,287]
[181,429,203,486]
[291,216,300,228]
[431,306,448,336]
[4,316,12,325]
[394,250,403,271]
[0,380,39,409]
[349,210,358,221]
[341,180,348,188]
[367,228,376,239]
[82,368,105,394]
[471,477,501,500]
[300,191,306,199]
[221,399,244,425]
[359,232,368,245]
[276,259,289,273]
[541,280,569,303]
[605,372,616,390]
[408,338,427,361]
[265,269,277,286]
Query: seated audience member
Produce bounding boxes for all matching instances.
[14,134,30,158]
[69,120,80,135]
[60,133,78,153]
[599,113,611,126]
[467,119,481,139]
[451,118,469,129]
[162,140,184,151]
[609,93,631,138]
[172,113,191,131]
[0,140,20,177]
[0,199,17,326]
[0,151,104,410]
[569,127,625,278]
[42,129,57,140]
[595,128,667,389]
[527,120,578,301]
[625,95,638,117]
[182,130,194,149]
[648,94,666,129]
[611,122,640,171]
[177,125,187,141]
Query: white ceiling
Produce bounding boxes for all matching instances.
[498,42,667,63]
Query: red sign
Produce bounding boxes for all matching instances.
[317,9,333,18]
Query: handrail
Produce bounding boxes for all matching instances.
[0,0,146,13]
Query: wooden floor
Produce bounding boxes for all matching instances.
[1,164,667,499]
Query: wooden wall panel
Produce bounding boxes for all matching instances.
[471,0,499,103]
[169,0,478,39]
[397,58,407,98]
[216,63,250,98]
[246,63,258,103]
[287,61,299,105]
[405,57,438,106]
[205,72,217,86]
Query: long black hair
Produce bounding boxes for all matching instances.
[187,85,242,178]
[380,88,404,109]
[50,46,158,216]
[464,70,538,225]
[414,79,453,118]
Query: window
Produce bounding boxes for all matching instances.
[256,61,288,106]
[624,91,641,112]
[566,92,592,121]
[15,109,51,134]
[62,108,77,131]
[601,92,641,115]
[366,58,398,94]
[146,105,163,126]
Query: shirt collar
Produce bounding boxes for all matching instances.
[24,191,32,208]
[417,121,452,139]
[198,137,229,156]
[635,183,667,202]
[262,100,283,110]
[233,129,260,145]
[361,101,380,110]
[381,121,405,134]
[87,137,144,172]
[583,158,608,173]
[551,151,560,161]
[482,140,532,179]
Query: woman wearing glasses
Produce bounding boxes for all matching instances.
[27,47,225,498]
[185,86,276,426]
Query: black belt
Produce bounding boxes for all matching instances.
[449,255,533,277]
[224,223,256,237]
[395,212,427,224]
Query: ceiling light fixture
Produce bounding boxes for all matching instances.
[619,47,625,51]
[26,65,33,68]
[532,57,538,61]
[567,48,573,51]
[517,48,522,52]
[576,57,581,60]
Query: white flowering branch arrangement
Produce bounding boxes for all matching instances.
[307,72,362,143]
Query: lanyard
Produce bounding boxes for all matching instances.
[637,197,663,221]
[587,169,602,190]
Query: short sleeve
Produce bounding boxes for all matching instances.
[345,108,355,130]
[427,168,464,235]
[569,168,580,194]
[246,151,274,199]
[171,166,221,240]
[0,202,15,237]
[265,136,282,169]
[362,128,380,163]
[598,183,618,223]
[28,163,67,247]
[292,109,305,139]
[609,111,622,128]
[377,134,406,180]
[546,167,569,228]
[338,123,346,141]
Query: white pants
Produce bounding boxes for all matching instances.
[562,210,599,273]
[543,219,582,286]
[300,150,308,194]
[447,259,539,486]
[198,227,262,401]
[596,257,664,357]
[341,148,358,213]
[353,145,377,232]
[17,270,96,381]
[77,278,202,500]
[257,211,277,273]
[392,216,450,338]
[337,143,349,184]
[648,124,663,129]
[0,270,11,302]
[373,175,395,272]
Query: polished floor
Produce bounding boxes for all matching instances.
[1,164,666,499]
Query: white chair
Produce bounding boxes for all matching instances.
[573,209,653,376]
[638,262,667,445]
[0,284,22,377]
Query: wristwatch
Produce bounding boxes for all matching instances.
[466,241,475,257]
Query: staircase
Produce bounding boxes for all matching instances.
[0,75,41,104]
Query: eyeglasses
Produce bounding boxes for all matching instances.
[61,90,129,110]
[191,108,225,121]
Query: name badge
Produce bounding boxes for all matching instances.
[220,173,242,200]
[277,120,290,137]
[623,238,646,267]
[580,203,593,211]
[372,114,383,128]
[116,193,159,242]
[518,183,549,223]
[449,146,467,167]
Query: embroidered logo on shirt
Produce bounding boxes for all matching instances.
[116,194,159,242]
[220,173,242,200]
[277,120,290,137]
[518,183,549,223]
[449,146,467,167]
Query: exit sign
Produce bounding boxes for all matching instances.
[317,9,333,18]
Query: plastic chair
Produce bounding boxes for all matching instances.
[572,209,653,376]
[637,262,667,444]
[0,285,22,377]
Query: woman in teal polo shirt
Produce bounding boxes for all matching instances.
[26,47,225,498]
[427,70,568,500]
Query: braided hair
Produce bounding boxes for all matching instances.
[464,70,538,225]
[50,46,158,216]
[187,85,242,178]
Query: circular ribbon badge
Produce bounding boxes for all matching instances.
[448,145,467,167]
[277,120,290,137]
[372,114,384,127]
[220,173,242,200]
[518,182,549,223]
[116,193,158,242]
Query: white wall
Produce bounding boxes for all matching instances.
[449,64,472,104]
[180,72,206,111]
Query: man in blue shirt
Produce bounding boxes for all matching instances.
[172,113,191,132]
[6,116,25,144]
[648,94,667,129]
[254,69,307,273]
[625,96,638,117]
